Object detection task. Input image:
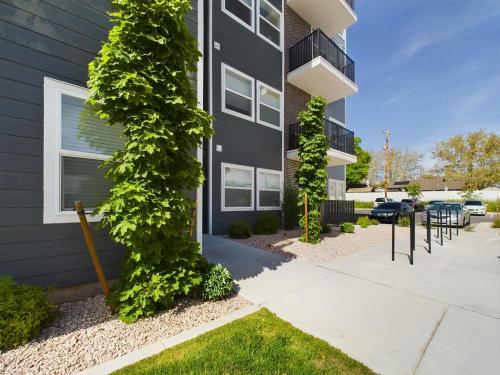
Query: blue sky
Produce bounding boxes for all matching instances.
[347,0,500,167]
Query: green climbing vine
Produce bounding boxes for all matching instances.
[87,0,213,323]
[296,97,328,244]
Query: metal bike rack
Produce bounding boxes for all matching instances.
[391,210,416,265]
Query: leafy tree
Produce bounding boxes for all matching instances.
[296,97,328,244]
[368,148,423,186]
[432,130,499,190]
[406,182,422,200]
[346,136,371,188]
[87,0,213,322]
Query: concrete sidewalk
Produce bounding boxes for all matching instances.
[203,226,500,375]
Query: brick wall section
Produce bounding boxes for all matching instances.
[284,6,311,187]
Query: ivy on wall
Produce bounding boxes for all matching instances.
[87,0,213,322]
[296,97,328,244]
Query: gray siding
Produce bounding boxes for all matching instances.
[210,0,283,234]
[328,166,345,181]
[0,0,199,287]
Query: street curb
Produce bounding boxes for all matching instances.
[76,304,260,375]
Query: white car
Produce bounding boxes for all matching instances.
[463,200,487,216]
[373,197,394,208]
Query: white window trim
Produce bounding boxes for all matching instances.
[222,0,255,32]
[221,63,255,122]
[257,0,283,50]
[43,77,107,224]
[257,168,282,211]
[257,81,282,130]
[221,162,255,212]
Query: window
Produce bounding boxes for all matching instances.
[222,163,254,211]
[222,0,254,31]
[43,77,124,223]
[257,168,282,210]
[257,0,282,49]
[222,64,255,121]
[257,81,282,129]
[328,179,346,201]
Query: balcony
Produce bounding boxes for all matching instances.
[287,119,357,166]
[288,30,358,103]
[287,0,357,36]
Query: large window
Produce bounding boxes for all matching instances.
[257,81,282,129]
[257,0,282,49]
[222,64,255,121]
[222,0,254,31]
[257,168,282,210]
[43,77,123,223]
[221,163,254,211]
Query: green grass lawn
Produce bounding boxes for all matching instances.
[115,308,375,375]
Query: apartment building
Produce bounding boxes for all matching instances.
[0,0,357,288]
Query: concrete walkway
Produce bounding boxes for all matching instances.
[203,226,500,375]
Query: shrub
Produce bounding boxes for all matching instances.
[321,224,331,234]
[282,184,299,230]
[370,219,379,225]
[355,201,373,209]
[492,216,500,229]
[340,222,355,233]
[229,221,251,239]
[0,277,53,350]
[398,217,410,227]
[464,225,475,232]
[356,216,371,228]
[254,213,279,235]
[202,264,234,301]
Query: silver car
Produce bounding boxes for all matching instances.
[421,203,471,227]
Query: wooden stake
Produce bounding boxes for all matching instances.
[188,201,197,238]
[304,192,309,243]
[75,201,109,297]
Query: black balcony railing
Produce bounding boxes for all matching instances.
[345,0,355,11]
[289,119,355,155]
[289,29,355,83]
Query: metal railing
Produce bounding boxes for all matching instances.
[320,200,355,226]
[288,119,355,155]
[289,29,355,83]
[345,0,355,11]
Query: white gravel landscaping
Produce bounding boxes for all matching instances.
[229,225,415,264]
[0,294,249,375]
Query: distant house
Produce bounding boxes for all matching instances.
[388,178,465,192]
[347,186,374,193]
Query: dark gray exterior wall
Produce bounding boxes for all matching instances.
[0,0,199,287]
[210,0,283,235]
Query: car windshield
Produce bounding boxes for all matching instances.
[426,203,446,210]
[377,202,402,209]
[464,201,482,206]
[375,198,385,202]
[401,199,413,203]
[444,203,462,210]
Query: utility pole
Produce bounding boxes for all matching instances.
[384,129,390,198]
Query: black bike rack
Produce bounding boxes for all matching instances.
[391,210,416,265]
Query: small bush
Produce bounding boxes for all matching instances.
[229,221,251,239]
[282,184,299,230]
[321,224,331,234]
[355,201,374,209]
[464,225,475,232]
[254,213,279,235]
[0,277,53,350]
[370,219,379,225]
[356,216,371,228]
[491,216,500,228]
[340,222,355,233]
[398,217,410,227]
[202,264,234,301]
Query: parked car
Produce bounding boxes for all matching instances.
[427,200,444,205]
[373,197,394,208]
[370,202,414,223]
[401,198,423,211]
[463,200,487,216]
[421,202,471,227]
